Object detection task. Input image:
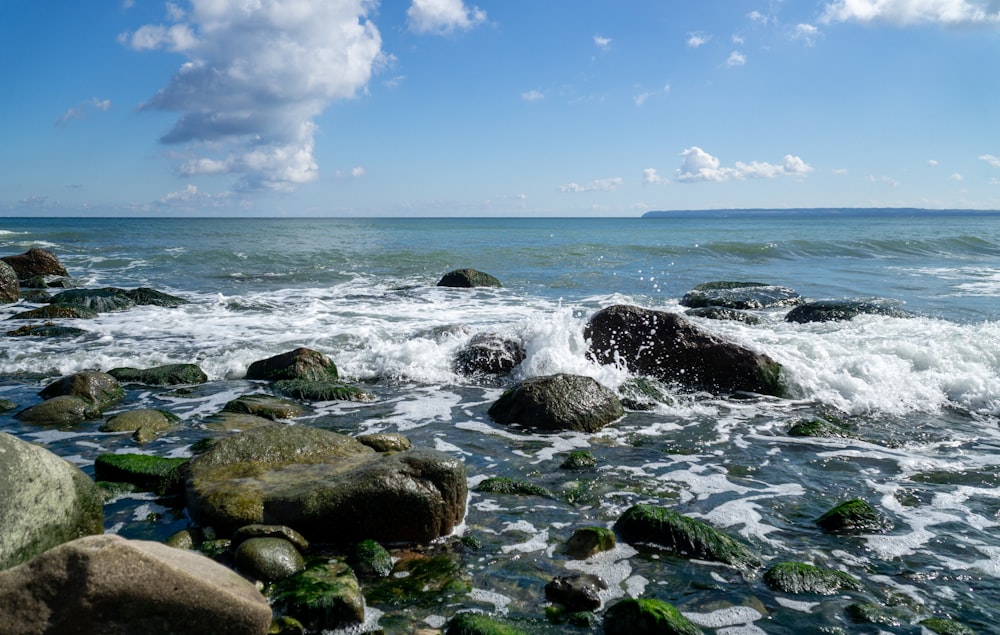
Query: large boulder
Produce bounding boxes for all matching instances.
[0,432,103,570]
[585,304,785,396]
[0,260,19,304]
[1,248,68,280]
[487,373,624,433]
[0,534,272,635]
[185,425,467,543]
[245,347,339,382]
[39,370,124,411]
[454,333,525,377]
[13,395,100,426]
[48,288,136,312]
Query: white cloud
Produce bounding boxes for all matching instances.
[675,147,813,182]
[407,0,486,35]
[643,168,667,185]
[594,35,612,50]
[792,23,821,45]
[820,0,1000,26]
[633,83,669,106]
[521,89,545,102]
[980,154,1000,167]
[55,97,112,127]
[749,10,771,25]
[560,177,623,193]
[125,0,384,192]
[950,172,964,181]
[928,159,940,167]
[870,174,901,187]
[727,51,746,66]
[687,32,711,47]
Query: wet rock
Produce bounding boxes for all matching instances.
[356,432,412,453]
[14,395,101,426]
[845,602,902,627]
[7,304,98,320]
[272,561,364,631]
[617,377,673,411]
[437,268,502,288]
[487,373,624,433]
[0,260,18,303]
[560,450,597,470]
[245,347,339,382]
[202,411,279,432]
[5,322,87,337]
[20,274,69,289]
[0,399,17,411]
[445,612,530,634]
[0,534,272,635]
[235,537,305,583]
[787,417,854,438]
[231,524,310,552]
[762,561,863,595]
[920,617,976,635]
[93,453,189,496]
[125,287,188,307]
[273,379,374,402]
[816,498,891,533]
[454,333,525,376]
[1,247,68,280]
[0,431,104,569]
[545,573,607,611]
[348,539,392,579]
[681,281,801,310]
[474,476,551,497]
[39,370,124,411]
[186,425,467,543]
[585,305,785,397]
[100,408,181,443]
[604,598,703,635]
[366,552,468,607]
[565,526,616,559]
[48,287,137,312]
[784,299,913,323]
[685,306,762,325]
[613,504,761,569]
[107,363,209,386]
[222,393,304,420]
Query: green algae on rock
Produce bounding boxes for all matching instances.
[816,498,891,533]
[474,476,552,497]
[604,598,703,635]
[565,526,616,559]
[762,561,863,595]
[271,561,364,632]
[94,453,189,495]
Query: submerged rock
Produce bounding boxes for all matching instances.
[560,450,597,470]
[48,287,137,312]
[474,477,551,497]
[681,281,801,310]
[446,612,530,635]
[222,393,304,420]
[585,305,785,397]
[545,573,607,611]
[920,617,976,635]
[604,598,703,635]
[684,306,762,325]
[437,268,502,288]
[7,304,98,320]
[487,373,624,433]
[107,363,209,386]
[5,322,87,338]
[816,498,891,533]
[565,526,616,559]
[762,561,863,595]
[1,247,68,280]
[273,379,374,403]
[245,347,339,382]
[784,299,912,323]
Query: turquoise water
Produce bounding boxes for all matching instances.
[1,212,999,633]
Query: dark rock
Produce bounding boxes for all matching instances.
[617,377,673,411]
[787,417,854,438]
[49,287,136,312]
[231,524,309,552]
[762,561,863,594]
[585,304,785,396]
[613,503,760,569]
[273,379,374,402]
[234,537,305,583]
[20,275,69,289]
[474,477,551,497]
[185,425,467,543]
[437,268,502,288]
[245,347,338,382]
[920,617,976,635]
[125,287,188,307]
[785,299,913,323]
[0,260,18,304]
[222,393,304,420]
[107,363,209,386]
[446,612,530,635]
[685,306,762,325]
[356,432,412,453]
[5,322,87,337]
[604,598,703,635]
[1,248,67,280]
[39,370,124,411]
[270,616,306,635]
[454,333,525,376]
[272,561,364,631]
[487,373,624,433]
[560,450,597,469]
[348,539,392,579]
[0,432,103,570]
[565,526,616,559]
[93,453,189,496]
[681,281,801,310]
[366,553,468,607]
[0,399,16,411]
[0,534,272,635]
[13,395,101,426]
[7,304,98,320]
[545,573,607,611]
[816,498,891,533]
[202,411,278,432]
[845,602,901,626]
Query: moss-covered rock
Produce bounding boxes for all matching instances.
[488,373,624,433]
[560,450,597,470]
[273,379,374,403]
[108,363,208,386]
[437,268,502,288]
[762,562,863,595]
[919,617,976,635]
[816,498,891,533]
[604,598,703,635]
[787,417,854,438]
[271,561,363,631]
[13,395,100,426]
[355,432,411,453]
[366,553,469,607]
[474,476,552,497]
[100,408,181,443]
[565,526,616,559]
[39,370,124,411]
[245,347,338,383]
[235,537,305,583]
[222,393,304,420]
[445,612,529,635]
[613,504,760,569]
[93,453,189,496]
[844,602,901,626]
[347,539,392,579]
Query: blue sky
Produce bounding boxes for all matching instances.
[2,0,999,216]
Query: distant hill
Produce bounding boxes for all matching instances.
[642,208,1000,218]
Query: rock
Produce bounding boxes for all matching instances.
[787,417,854,438]
[784,299,912,323]
[273,379,374,402]
[845,602,901,627]
[0,399,17,411]
[565,527,616,559]
[231,524,310,552]
[5,322,87,337]
[100,408,181,443]
[617,377,673,411]
[585,304,785,396]
[48,287,136,312]
[446,612,530,635]
[185,425,467,543]
[684,306,762,325]
[681,281,801,310]
[107,363,208,386]
[762,561,863,595]
[604,598,703,635]
[0,432,103,570]
[348,539,392,579]
[39,370,124,411]
[0,534,272,635]
[93,453,189,496]
[920,617,976,635]
[7,304,98,320]
[1,247,67,280]
[474,477,551,497]
[454,333,525,376]
[235,537,305,583]
[13,395,100,426]
[437,268,502,288]
[202,411,279,432]
[816,498,891,533]
[366,553,468,607]
[271,561,364,631]
[560,450,597,470]
[20,275,69,289]
[124,287,188,307]
[245,347,339,382]
[0,260,18,304]
[487,373,624,433]
[613,504,761,569]
[222,393,304,420]
[545,573,607,611]
[356,432,412,453]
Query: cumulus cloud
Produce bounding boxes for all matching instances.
[560,177,623,193]
[124,0,384,192]
[55,97,111,127]
[643,168,667,185]
[820,0,1000,26]
[687,32,711,47]
[980,153,1000,167]
[792,23,821,45]
[675,147,814,182]
[594,35,612,50]
[727,51,746,66]
[407,0,486,35]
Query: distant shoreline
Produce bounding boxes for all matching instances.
[643,207,1000,218]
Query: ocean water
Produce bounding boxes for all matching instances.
[1,211,999,633]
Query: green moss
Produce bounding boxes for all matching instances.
[222,393,304,420]
[845,603,900,626]
[559,450,597,469]
[474,476,551,497]
[348,539,392,579]
[565,526,616,559]
[817,498,890,533]
[763,562,863,595]
[274,379,374,403]
[604,598,703,635]
[613,504,760,569]
[445,612,529,635]
[365,554,469,608]
[93,453,189,495]
[272,561,364,631]
[920,618,976,635]
[788,418,853,438]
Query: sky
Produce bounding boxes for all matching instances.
[2,0,1000,217]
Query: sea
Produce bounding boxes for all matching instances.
[1,210,998,634]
